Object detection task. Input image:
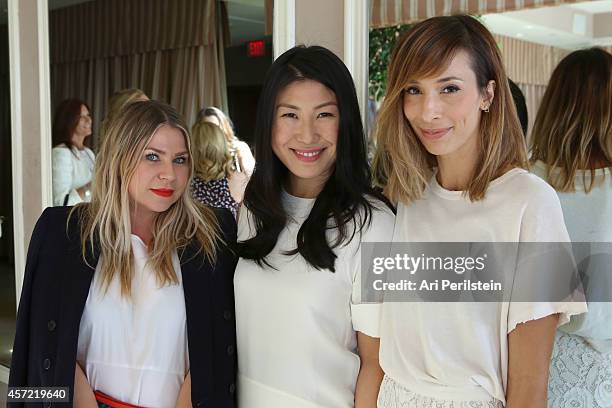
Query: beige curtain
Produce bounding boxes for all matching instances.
[49,0,227,147]
[370,0,583,28]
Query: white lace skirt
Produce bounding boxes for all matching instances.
[548,332,612,408]
[377,375,504,408]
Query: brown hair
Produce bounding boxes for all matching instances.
[99,88,148,147]
[530,47,612,192]
[52,98,91,150]
[191,121,233,181]
[372,15,527,203]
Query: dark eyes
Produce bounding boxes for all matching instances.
[280,112,336,119]
[145,153,188,164]
[404,85,461,95]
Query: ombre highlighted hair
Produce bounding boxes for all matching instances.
[191,121,233,181]
[372,15,528,203]
[530,47,612,192]
[73,100,219,297]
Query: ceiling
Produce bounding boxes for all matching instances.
[1,0,266,46]
[482,0,612,49]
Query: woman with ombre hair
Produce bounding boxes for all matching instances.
[373,15,586,407]
[10,100,237,408]
[529,47,612,407]
[191,121,247,218]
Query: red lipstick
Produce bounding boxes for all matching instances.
[150,188,174,197]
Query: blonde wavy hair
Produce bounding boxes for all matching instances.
[372,15,528,204]
[73,100,219,298]
[99,88,148,147]
[530,47,612,192]
[191,121,233,181]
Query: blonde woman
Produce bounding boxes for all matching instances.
[10,100,237,407]
[372,15,586,407]
[197,106,256,177]
[99,88,149,148]
[530,48,612,407]
[191,121,247,218]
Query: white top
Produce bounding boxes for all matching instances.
[532,160,612,347]
[234,192,395,407]
[77,235,189,407]
[52,145,95,206]
[379,168,587,403]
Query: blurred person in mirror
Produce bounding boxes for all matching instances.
[190,121,246,219]
[508,78,528,138]
[99,88,149,148]
[10,100,238,408]
[197,106,256,177]
[530,47,612,408]
[52,98,96,206]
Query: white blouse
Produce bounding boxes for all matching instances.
[52,145,95,206]
[234,192,395,407]
[77,235,189,407]
[379,168,587,404]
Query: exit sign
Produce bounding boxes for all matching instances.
[247,40,265,57]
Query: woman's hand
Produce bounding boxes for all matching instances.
[175,372,192,408]
[355,332,384,408]
[506,314,559,408]
[73,364,97,408]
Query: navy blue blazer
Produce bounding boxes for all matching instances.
[9,205,237,408]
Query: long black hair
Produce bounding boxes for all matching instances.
[236,45,393,272]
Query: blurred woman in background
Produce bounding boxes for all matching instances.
[197,106,256,177]
[191,121,247,218]
[52,98,96,206]
[530,47,612,407]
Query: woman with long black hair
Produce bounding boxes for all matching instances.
[234,45,395,407]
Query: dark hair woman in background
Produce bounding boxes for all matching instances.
[234,45,395,407]
[52,98,96,206]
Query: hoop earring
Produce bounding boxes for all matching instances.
[482,106,490,113]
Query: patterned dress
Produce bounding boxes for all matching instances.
[191,176,239,219]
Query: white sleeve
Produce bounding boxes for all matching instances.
[508,184,587,333]
[350,202,396,338]
[52,147,81,206]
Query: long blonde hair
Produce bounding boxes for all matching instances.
[191,121,233,181]
[99,88,148,147]
[530,47,612,192]
[74,100,219,297]
[372,15,528,204]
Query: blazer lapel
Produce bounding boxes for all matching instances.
[180,242,215,400]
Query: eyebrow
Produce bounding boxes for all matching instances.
[277,101,338,110]
[407,76,464,85]
[146,147,189,156]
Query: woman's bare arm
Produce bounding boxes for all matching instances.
[355,332,384,408]
[506,314,559,408]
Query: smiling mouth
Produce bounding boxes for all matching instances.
[150,188,174,197]
[420,128,452,140]
[292,149,324,162]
